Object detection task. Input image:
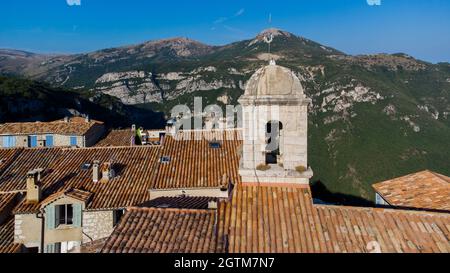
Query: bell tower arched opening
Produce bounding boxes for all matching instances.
[265,121,283,165]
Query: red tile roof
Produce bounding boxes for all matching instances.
[151,130,242,189]
[0,216,22,253]
[40,188,93,208]
[0,117,103,136]
[101,207,226,253]
[139,196,219,210]
[0,130,242,213]
[226,183,450,253]
[0,148,62,193]
[95,129,134,147]
[0,149,22,176]
[0,193,19,217]
[14,146,160,213]
[373,170,450,211]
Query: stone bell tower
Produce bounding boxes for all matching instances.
[238,61,313,185]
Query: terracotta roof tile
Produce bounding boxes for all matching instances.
[0,193,19,216]
[0,149,22,176]
[1,130,242,213]
[0,148,62,193]
[139,196,219,210]
[14,146,160,213]
[0,216,22,253]
[95,129,134,147]
[226,183,450,253]
[373,170,450,211]
[151,130,242,189]
[0,117,103,136]
[101,207,227,253]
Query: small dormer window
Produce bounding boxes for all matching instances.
[209,141,221,149]
[160,156,171,164]
[81,163,91,170]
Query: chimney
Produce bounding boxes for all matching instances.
[64,116,69,123]
[208,201,218,209]
[93,160,100,183]
[101,162,115,182]
[85,115,90,123]
[165,119,176,136]
[26,169,42,203]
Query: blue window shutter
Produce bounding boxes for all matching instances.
[46,135,54,147]
[45,205,56,230]
[29,136,37,147]
[2,137,9,148]
[3,136,15,148]
[70,136,77,146]
[73,204,82,227]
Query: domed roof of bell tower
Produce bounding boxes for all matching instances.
[244,61,304,97]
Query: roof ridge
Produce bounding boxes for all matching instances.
[127,206,214,214]
[429,171,450,184]
[314,203,450,217]
[61,145,160,151]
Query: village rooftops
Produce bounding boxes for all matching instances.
[95,128,164,147]
[100,182,450,253]
[0,216,21,253]
[0,193,22,253]
[0,130,242,213]
[0,116,104,136]
[373,170,450,211]
[95,129,135,147]
[12,146,160,213]
[151,130,242,190]
[100,206,228,253]
[224,183,450,253]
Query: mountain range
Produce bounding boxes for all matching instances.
[1,28,449,204]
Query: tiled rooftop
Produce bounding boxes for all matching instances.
[226,183,450,253]
[14,146,160,213]
[0,148,22,176]
[139,196,219,210]
[373,170,450,211]
[95,129,134,147]
[0,148,62,193]
[0,130,243,213]
[151,130,242,189]
[0,117,103,136]
[0,193,19,216]
[0,217,22,253]
[101,207,227,253]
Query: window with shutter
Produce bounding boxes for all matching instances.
[2,136,16,148]
[46,135,54,147]
[73,204,82,227]
[45,205,56,230]
[28,136,38,147]
[70,136,77,146]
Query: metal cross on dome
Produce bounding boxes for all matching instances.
[264,13,275,65]
[264,32,275,65]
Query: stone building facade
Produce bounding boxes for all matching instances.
[0,117,105,148]
[82,210,115,243]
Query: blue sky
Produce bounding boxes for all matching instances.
[1,0,449,63]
